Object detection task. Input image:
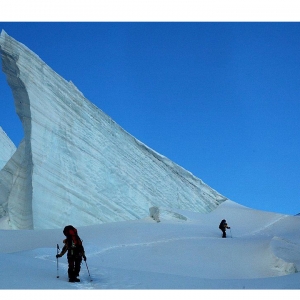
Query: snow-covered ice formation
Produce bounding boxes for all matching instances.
[0,126,16,170]
[0,30,227,230]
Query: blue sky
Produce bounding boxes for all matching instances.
[0,22,300,215]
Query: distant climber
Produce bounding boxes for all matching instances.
[56,225,87,282]
[219,219,230,238]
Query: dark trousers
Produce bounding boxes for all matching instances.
[221,229,226,238]
[67,256,82,279]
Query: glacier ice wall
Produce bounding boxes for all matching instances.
[0,127,16,169]
[0,30,227,229]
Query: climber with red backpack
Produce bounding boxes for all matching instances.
[56,225,87,282]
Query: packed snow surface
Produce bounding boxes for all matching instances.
[0,200,299,290]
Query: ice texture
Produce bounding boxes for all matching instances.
[0,126,16,169]
[0,30,227,229]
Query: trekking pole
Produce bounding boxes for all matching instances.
[85,260,92,281]
[56,244,60,278]
[230,228,233,238]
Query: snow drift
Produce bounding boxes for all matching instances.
[0,200,299,289]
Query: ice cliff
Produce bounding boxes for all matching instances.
[0,127,16,170]
[0,30,227,229]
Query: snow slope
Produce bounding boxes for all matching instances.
[0,200,299,290]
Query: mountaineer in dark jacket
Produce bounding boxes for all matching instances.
[56,225,87,282]
[219,219,230,238]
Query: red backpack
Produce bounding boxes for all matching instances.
[63,225,83,249]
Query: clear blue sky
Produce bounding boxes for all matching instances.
[1,22,300,215]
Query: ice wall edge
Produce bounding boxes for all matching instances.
[0,30,228,230]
